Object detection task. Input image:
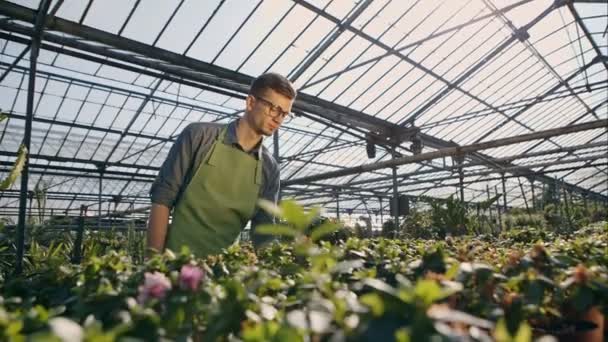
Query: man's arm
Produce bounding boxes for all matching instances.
[147,203,171,253]
[147,123,198,253]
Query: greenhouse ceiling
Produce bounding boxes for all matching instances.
[0,0,606,220]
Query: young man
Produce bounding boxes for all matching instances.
[147,73,296,256]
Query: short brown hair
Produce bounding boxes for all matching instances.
[250,73,297,100]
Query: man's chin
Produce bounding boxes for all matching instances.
[262,128,275,137]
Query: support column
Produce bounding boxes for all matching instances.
[518,177,530,216]
[335,188,340,221]
[562,184,573,231]
[273,129,281,201]
[378,197,384,225]
[98,165,104,230]
[15,0,52,274]
[459,167,465,203]
[27,191,33,224]
[556,178,563,217]
[495,185,502,232]
[529,177,536,211]
[72,205,86,264]
[583,193,588,214]
[486,184,494,223]
[476,202,481,234]
[541,182,546,210]
[501,173,507,212]
[391,149,400,236]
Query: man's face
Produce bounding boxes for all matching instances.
[245,88,294,136]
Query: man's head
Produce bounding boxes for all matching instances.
[244,73,297,137]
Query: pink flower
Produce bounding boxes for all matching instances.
[179,264,205,291]
[137,271,171,304]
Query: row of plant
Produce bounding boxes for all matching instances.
[1,201,606,341]
[377,194,608,240]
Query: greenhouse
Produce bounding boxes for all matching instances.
[0,0,607,340]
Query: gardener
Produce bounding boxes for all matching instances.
[147,73,296,256]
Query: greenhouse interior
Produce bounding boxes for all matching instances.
[0,0,607,340]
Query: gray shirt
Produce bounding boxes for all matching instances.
[150,119,279,247]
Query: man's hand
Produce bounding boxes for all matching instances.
[147,203,171,256]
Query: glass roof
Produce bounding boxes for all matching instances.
[0,0,606,221]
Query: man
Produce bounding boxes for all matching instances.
[147,73,296,256]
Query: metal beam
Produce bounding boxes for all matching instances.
[0,150,160,172]
[0,3,396,136]
[2,111,174,145]
[0,164,155,182]
[0,44,30,83]
[1,61,353,146]
[401,1,555,126]
[1,1,604,206]
[568,2,608,72]
[283,119,608,185]
[473,57,601,143]
[0,189,149,201]
[285,157,607,198]
[301,0,534,90]
[284,140,608,191]
[286,160,607,207]
[289,0,373,82]
[15,0,51,275]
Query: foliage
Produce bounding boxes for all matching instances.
[400,209,434,239]
[502,213,546,231]
[1,198,607,340]
[0,144,27,191]
[381,219,397,238]
[424,195,469,238]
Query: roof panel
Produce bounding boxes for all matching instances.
[0,0,606,219]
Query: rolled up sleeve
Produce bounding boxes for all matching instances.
[150,124,197,208]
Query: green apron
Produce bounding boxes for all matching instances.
[165,127,262,257]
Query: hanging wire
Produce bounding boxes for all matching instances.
[571,9,590,88]
[557,7,587,84]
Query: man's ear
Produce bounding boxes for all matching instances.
[245,95,255,113]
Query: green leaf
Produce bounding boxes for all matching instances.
[0,112,7,122]
[394,328,411,342]
[445,262,459,280]
[0,144,27,190]
[255,224,297,237]
[274,326,303,342]
[6,320,23,335]
[414,280,447,306]
[310,221,340,242]
[494,318,532,342]
[258,199,283,219]
[360,293,384,316]
[480,193,503,210]
[281,200,309,230]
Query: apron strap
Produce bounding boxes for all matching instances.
[207,126,263,185]
[255,147,263,185]
[206,128,227,166]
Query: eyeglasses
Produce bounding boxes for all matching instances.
[252,95,294,123]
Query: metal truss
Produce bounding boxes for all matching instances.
[0,0,606,231]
